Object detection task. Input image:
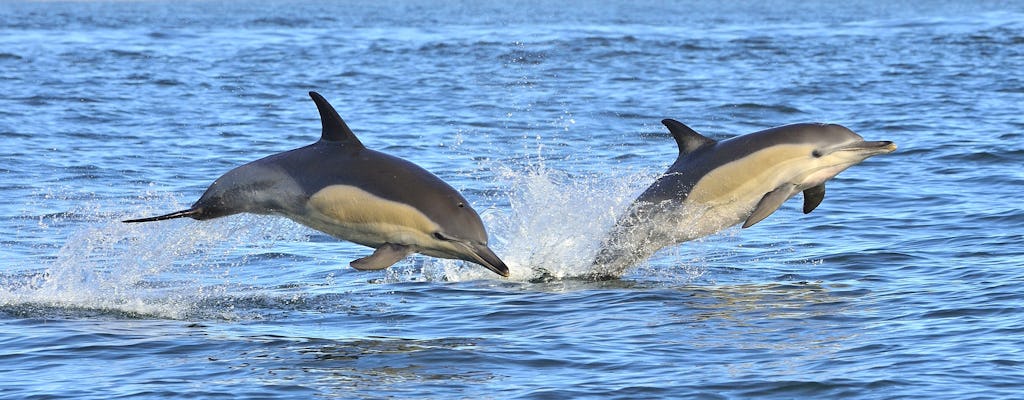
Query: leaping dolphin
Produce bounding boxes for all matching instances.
[125,91,509,277]
[592,119,896,278]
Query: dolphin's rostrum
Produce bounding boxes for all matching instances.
[125,92,509,277]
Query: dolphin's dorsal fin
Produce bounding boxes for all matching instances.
[309,91,364,147]
[662,119,715,155]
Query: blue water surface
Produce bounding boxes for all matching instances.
[1,1,1023,398]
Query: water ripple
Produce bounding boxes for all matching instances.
[2,1,1023,399]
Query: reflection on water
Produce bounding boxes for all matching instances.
[659,281,863,378]
[298,337,495,389]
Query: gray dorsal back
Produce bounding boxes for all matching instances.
[309,91,364,147]
[662,119,715,155]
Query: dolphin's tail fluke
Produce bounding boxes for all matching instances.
[122,208,201,223]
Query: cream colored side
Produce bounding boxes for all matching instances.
[300,185,442,249]
[686,144,816,206]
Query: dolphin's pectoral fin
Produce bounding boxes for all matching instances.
[802,184,826,214]
[743,186,798,228]
[350,243,413,271]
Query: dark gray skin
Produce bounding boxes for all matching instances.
[125,92,509,277]
[590,119,896,279]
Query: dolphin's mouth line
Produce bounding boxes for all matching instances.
[123,208,202,223]
[837,140,897,154]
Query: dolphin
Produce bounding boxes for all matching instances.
[592,119,896,278]
[124,91,509,277]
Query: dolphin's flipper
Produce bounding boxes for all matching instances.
[802,184,826,214]
[309,91,364,147]
[743,186,798,228]
[662,119,716,155]
[350,243,414,271]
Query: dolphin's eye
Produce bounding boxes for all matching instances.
[812,150,823,158]
[457,202,465,208]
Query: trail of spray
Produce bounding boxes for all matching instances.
[0,194,308,319]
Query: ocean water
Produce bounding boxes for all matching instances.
[2,0,1023,398]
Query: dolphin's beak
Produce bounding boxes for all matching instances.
[842,140,897,155]
[122,208,202,223]
[457,242,510,277]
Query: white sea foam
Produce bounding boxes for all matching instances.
[0,194,309,319]
[421,162,717,282]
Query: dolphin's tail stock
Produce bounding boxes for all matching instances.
[123,208,202,223]
[588,247,633,281]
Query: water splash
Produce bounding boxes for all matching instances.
[426,162,688,282]
[0,194,310,320]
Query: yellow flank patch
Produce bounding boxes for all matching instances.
[306,185,440,238]
[687,144,814,204]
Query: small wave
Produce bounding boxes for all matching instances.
[574,35,640,47]
[154,78,184,87]
[500,45,547,65]
[713,103,805,114]
[0,298,194,320]
[730,35,774,44]
[146,30,201,40]
[937,148,1024,163]
[670,41,714,51]
[247,16,314,28]
[105,49,152,59]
